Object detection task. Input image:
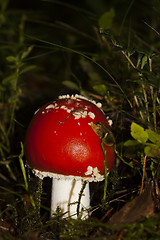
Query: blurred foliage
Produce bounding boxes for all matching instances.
[0,0,160,239]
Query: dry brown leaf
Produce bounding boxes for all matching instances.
[108,181,155,224]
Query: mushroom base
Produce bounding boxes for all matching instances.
[51,178,90,219]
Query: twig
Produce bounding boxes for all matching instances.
[77,180,87,217]
[139,155,147,194]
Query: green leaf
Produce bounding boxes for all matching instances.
[93,84,107,96]
[144,144,160,158]
[19,65,37,75]
[141,55,148,69]
[2,73,17,85]
[62,80,79,90]
[21,45,34,60]
[98,8,115,29]
[131,122,148,144]
[136,53,142,68]
[145,129,160,146]
[6,56,17,63]
[124,140,139,147]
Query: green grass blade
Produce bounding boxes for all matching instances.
[119,0,135,35]
[19,142,28,192]
[25,34,132,108]
[42,0,96,17]
[101,141,108,203]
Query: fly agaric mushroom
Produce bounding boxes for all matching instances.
[25,94,115,219]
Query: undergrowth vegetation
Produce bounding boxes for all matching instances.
[0,0,160,239]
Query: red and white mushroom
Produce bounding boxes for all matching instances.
[25,94,115,219]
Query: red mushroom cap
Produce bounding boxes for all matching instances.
[25,95,115,181]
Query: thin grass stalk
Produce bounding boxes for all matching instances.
[19,142,28,192]
[134,95,144,121]
[26,34,133,108]
[101,140,108,203]
[0,147,16,181]
[34,178,43,221]
[153,90,157,132]
[142,83,150,124]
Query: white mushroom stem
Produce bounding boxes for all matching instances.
[51,178,90,219]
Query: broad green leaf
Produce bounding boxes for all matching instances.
[145,129,160,146]
[98,8,115,29]
[124,140,139,147]
[131,122,148,143]
[144,144,160,158]
[93,84,107,96]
